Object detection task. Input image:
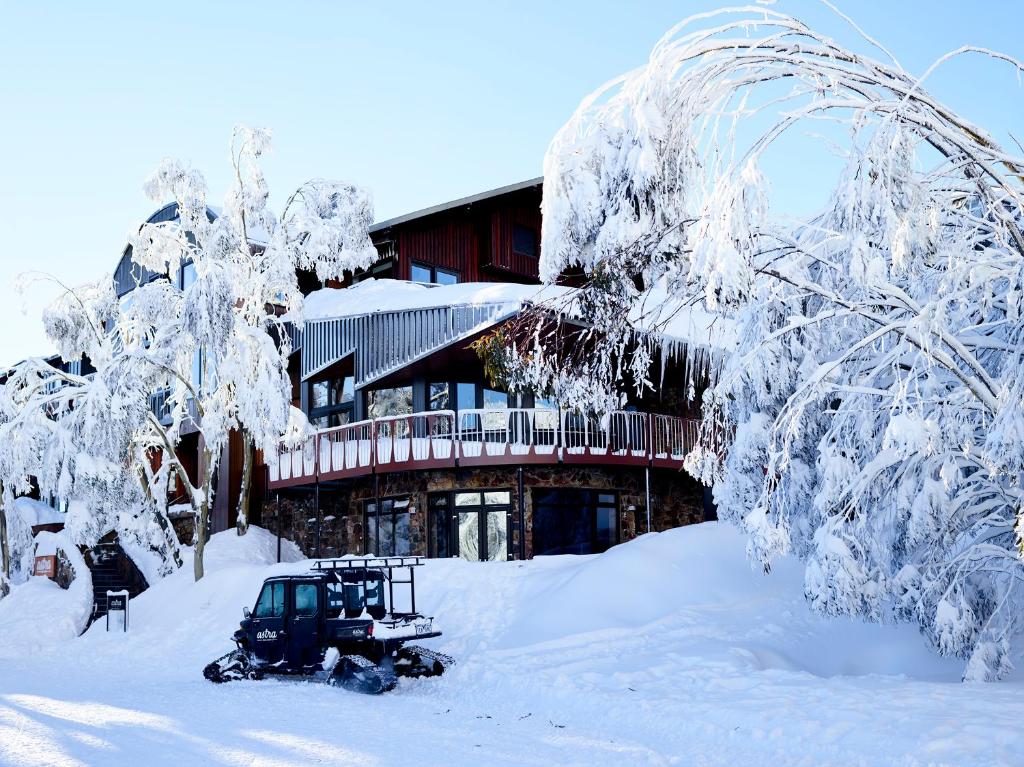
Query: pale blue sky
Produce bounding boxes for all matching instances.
[1,1,1021,367]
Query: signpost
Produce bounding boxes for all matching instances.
[106,589,130,632]
[33,555,56,578]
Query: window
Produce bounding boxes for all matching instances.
[180,262,197,290]
[433,489,511,562]
[365,497,413,556]
[411,262,459,285]
[310,375,355,430]
[191,348,204,389]
[254,582,285,618]
[512,224,538,257]
[411,263,432,283]
[457,382,477,411]
[367,386,413,419]
[435,267,459,285]
[429,382,450,410]
[293,583,319,616]
[532,489,620,556]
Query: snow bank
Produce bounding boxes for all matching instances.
[1,522,1020,766]
[0,532,92,654]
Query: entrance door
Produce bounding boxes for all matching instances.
[451,491,511,561]
[286,582,323,668]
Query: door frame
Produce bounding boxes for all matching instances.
[429,489,513,561]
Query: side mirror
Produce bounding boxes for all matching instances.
[243,607,251,619]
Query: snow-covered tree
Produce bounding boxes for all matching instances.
[127,126,377,577]
[532,7,1024,679]
[0,127,375,585]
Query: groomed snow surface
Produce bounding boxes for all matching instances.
[1,523,1021,766]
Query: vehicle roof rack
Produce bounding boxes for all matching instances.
[312,556,426,571]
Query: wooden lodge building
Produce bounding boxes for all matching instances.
[22,178,726,567]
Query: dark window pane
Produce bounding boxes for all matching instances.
[512,224,537,257]
[532,489,618,556]
[429,382,450,410]
[368,386,413,418]
[331,377,354,405]
[312,381,329,410]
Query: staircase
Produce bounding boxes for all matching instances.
[86,544,148,625]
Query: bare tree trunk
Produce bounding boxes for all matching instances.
[0,481,9,598]
[236,433,253,536]
[137,465,183,570]
[194,446,214,582]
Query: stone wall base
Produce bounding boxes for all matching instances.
[263,465,709,561]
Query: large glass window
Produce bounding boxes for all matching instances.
[433,490,511,562]
[457,382,477,411]
[365,497,413,556]
[310,375,355,429]
[367,386,413,419]
[254,582,285,618]
[532,489,620,556]
[429,382,450,410]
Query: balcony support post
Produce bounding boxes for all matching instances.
[315,479,321,559]
[645,466,652,534]
[517,466,526,561]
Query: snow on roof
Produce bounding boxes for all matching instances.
[298,279,572,322]
[369,178,543,233]
[296,279,736,351]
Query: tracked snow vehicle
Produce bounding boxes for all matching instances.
[203,556,452,694]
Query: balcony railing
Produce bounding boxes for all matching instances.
[267,408,703,488]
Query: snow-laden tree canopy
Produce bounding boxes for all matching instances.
[534,6,1024,679]
[122,126,377,576]
[0,127,376,585]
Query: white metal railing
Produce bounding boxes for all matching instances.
[267,408,702,486]
[374,411,457,467]
[457,408,560,459]
[319,419,375,476]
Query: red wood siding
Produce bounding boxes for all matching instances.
[397,217,480,281]
[487,205,542,278]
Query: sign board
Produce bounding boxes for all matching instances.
[33,555,56,578]
[106,589,130,632]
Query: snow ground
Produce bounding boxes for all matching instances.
[1,523,1021,767]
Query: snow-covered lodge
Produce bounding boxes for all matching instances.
[40,179,728,565]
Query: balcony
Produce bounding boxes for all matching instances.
[267,409,702,489]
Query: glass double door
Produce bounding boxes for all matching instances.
[430,490,511,561]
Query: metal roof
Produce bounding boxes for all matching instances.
[369,177,542,233]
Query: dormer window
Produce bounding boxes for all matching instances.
[411,262,459,285]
